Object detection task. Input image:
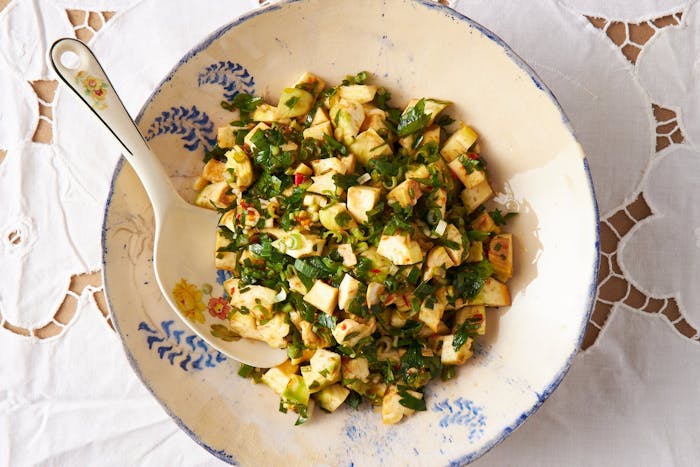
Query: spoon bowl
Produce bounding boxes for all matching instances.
[49,38,288,368]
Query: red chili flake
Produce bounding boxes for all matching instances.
[473,314,483,320]
[294,173,306,186]
[371,268,381,274]
[340,323,347,330]
[240,200,248,208]
[468,153,479,160]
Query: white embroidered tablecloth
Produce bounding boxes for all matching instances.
[1,0,699,465]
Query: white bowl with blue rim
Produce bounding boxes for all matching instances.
[102,0,599,464]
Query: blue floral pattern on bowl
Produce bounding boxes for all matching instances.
[138,320,227,371]
[198,61,255,100]
[433,398,487,442]
[144,105,216,152]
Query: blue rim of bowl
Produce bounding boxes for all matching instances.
[101,0,601,465]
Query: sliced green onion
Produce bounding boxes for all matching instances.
[435,219,447,236]
[273,289,287,303]
[357,173,372,184]
[285,233,302,250]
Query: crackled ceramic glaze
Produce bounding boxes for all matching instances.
[102,0,599,464]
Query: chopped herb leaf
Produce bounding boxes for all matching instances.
[453,317,482,351]
[450,260,494,302]
[397,388,426,411]
[434,114,455,127]
[238,363,255,378]
[285,95,300,108]
[335,211,353,227]
[346,391,363,409]
[489,209,518,226]
[203,144,228,163]
[467,230,491,241]
[397,98,430,137]
[332,173,359,189]
[342,71,369,85]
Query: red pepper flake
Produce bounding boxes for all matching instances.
[468,153,479,160]
[340,323,347,330]
[371,268,381,274]
[294,173,306,186]
[474,314,483,320]
[240,200,248,208]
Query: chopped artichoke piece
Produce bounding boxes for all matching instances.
[252,103,279,122]
[338,273,361,310]
[419,296,446,333]
[303,280,339,315]
[311,157,347,176]
[243,122,270,150]
[294,71,326,97]
[423,245,455,281]
[194,181,234,210]
[349,128,393,165]
[347,186,381,224]
[387,179,423,208]
[303,121,332,140]
[382,385,422,424]
[441,335,473,365]
[307,172,343,197]
[454,305,486,336]
[470,212,500,234]
[202,159,226,182]
[402,98,450,127]
[338,84,378,103]
[319,203,356,231]
[315,384,350,412]
[329,99,365,144]
[440,123,478,162]
[270,230,326,258]
[277,87,315,119]
[444,224,466,266]
[377,233,424,265]
[447,157,486,188]
[488,233,513,281]
[461,180,494,213]
[332,318,376,347]
[224,146,255,189]
[466,277,511,307]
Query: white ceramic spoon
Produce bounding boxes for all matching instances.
[50,38,288,368]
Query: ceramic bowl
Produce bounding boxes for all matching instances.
[102,0,599,464]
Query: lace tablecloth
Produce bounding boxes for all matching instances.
[1,0,699,465]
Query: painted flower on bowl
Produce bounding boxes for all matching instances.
[75,70,108,110]
[207,296,230,320]
[172,278,205,323]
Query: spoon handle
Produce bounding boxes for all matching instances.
[49,38,178,221]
